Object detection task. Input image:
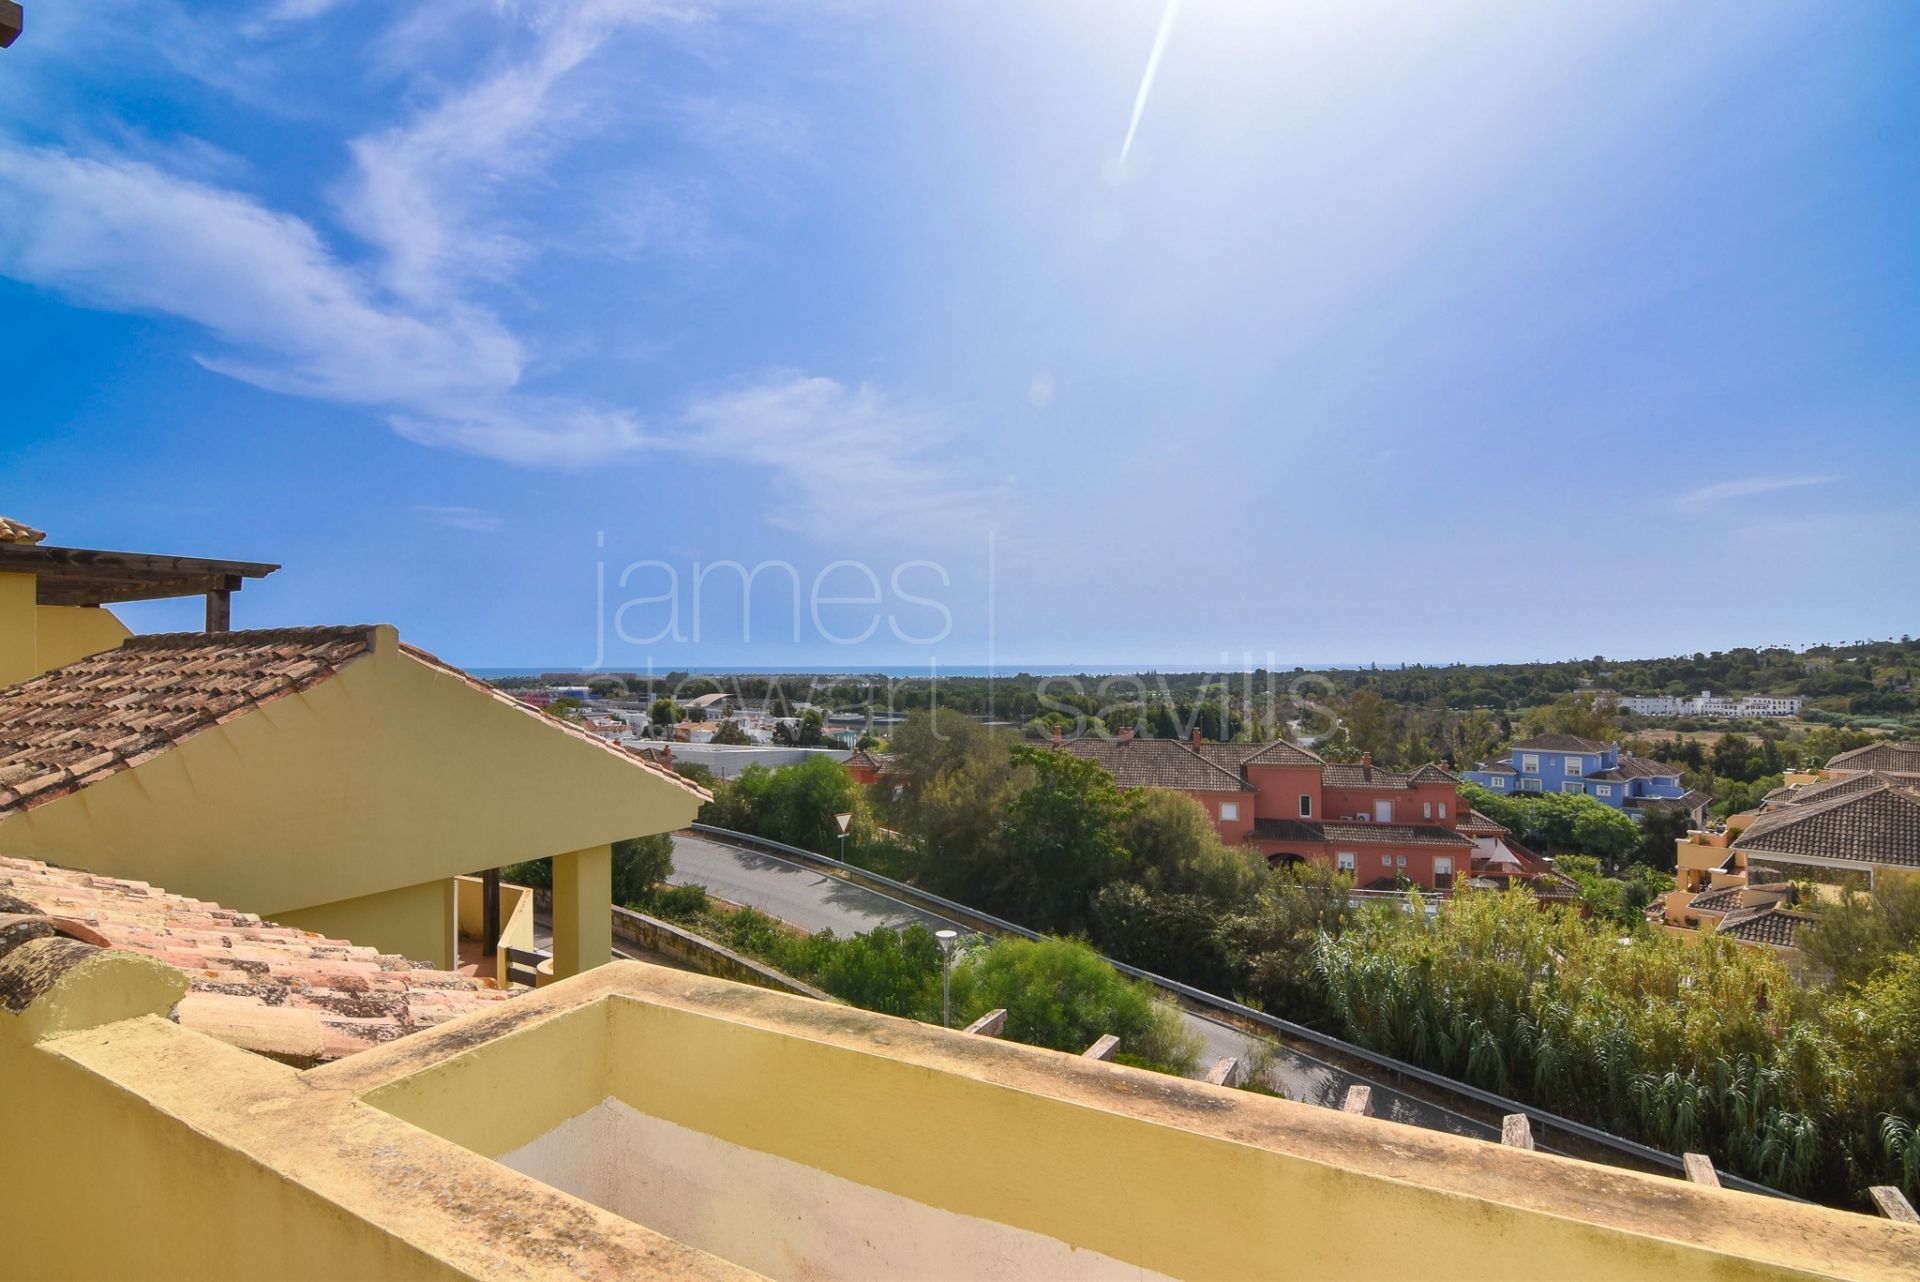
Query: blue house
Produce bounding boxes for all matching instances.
[1464,735,1708,825]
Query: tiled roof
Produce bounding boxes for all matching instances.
[0,516,46,544]
[1408,763,1458,785]
[1237,740,1326,768]
[1471,760,1519,775]
[1251,818,1324,844]
[1626,790,1711,814]
[1825,741,1920,777]
[1456,809,1510,837]
[1687,885,1747,914]
[0,626,377,816]
[1058,737,1253,792]
[1613,757,1684,780]
[1252,817,1473,849]
[1781,771,1904,808]
[1716,905,1815,949]
[1320,762,1417,790]
[0,854,510,1064]
[1733,781,1920,869]
[845,747,894,772]
[1511,734,1612,753]
[1317,821,1474,849]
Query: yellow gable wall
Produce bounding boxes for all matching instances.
[36,603,133,673]
[0,573,132,686]
[0,625,701,923]
[276,878,459,970]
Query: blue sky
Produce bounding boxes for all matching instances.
[2,0,1916,671]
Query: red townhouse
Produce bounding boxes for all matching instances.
[1058,728,1478,891]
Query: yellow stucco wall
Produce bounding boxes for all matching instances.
[35,602,133,672]
[0,572,36,686]
[0,1022,471,1282]
[357,968,1920,1282]
[5,948,1915,1282]
[276,878,457,969]
[0,572,132,687]
[0,626,700,957]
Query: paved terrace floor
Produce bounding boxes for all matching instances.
[667,831,1499,1142]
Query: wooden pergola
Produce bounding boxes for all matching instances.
[0,542,280,632]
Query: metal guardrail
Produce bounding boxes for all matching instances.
[686,822,1798,1201]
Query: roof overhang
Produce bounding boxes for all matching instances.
[0,542,279,606]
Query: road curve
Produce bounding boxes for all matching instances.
[666,832,1498,1142]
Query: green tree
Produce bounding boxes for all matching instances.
[1800,871,1920,988]
[1631,806,1693,872]
[648,696,683,729]
[956,936,1200,1074]
[1521,691,1616,742]
[999,744,1134,931]
[708,719,752,745]
[611,832,674,906]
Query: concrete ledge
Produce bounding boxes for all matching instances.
[610,906,832,1002]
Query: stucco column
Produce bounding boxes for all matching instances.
[551,843,613,977]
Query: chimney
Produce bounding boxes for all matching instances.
[662,742,673,767]
[1191,726,1203,749]
[1119,726,1135,742]
[1051,724,1063,746]
[1360,751,1372,769]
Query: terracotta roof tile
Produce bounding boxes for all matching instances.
[1733,780,1920,869]
[1716,905,1815,949]
[1321,762,1420,790]
[1057,737,1253,792]
[1510,734,1613,753]
[1456,809,1510,837]
[0,626,376,817]
[0,516,46,545]
[1252,817,1474,849]
[1624,790,1712,814]
[1687,885,1747,914]
[0,854,510,1064]
[1779,771,1904,808]
[1825,741,1920,778]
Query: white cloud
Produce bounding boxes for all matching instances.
[678,375,1001,535]
[0,144,525,408]
[1679,475,1839,504]
[0,1,993,537]
[413,504,507,533]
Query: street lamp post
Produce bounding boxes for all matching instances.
[935,928,959,1027]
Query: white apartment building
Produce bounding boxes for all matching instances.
[1613,690,1804,719]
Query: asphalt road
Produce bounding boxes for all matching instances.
[668,831,967,937]
[666,831,1497,1142]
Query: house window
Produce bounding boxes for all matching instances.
[1490,776,1507,788]
[1595,785,1612,797]
[1381,855,1392,867]
[1520,754,1539,773]
[1520,778,1542,792]
[1565,757,1584,776]
[1395,855,1407,867]
[1336,851,1356,871]
[1220,802,1240,822]
[1434,857,1454,889]
[1423,801,1433,819]
[1439,802,1448,819]
[1561,781,1583,794]
[1299,794,1313,818]
[1373,799,1393,823]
